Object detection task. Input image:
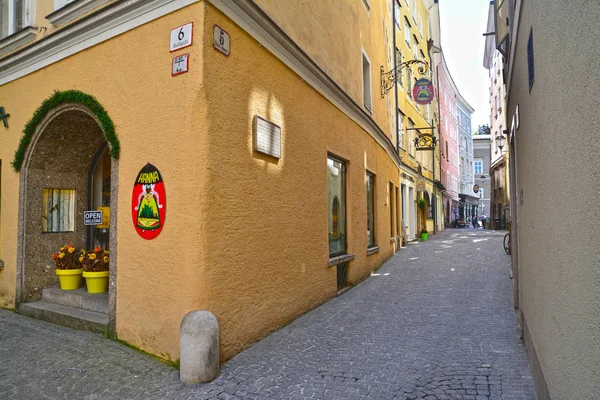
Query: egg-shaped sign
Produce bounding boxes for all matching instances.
[132,163,166,240]
[473,184,480,194]
[413,78,434,105]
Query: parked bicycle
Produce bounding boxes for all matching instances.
[503,232,511,255]
[503,222,512,255]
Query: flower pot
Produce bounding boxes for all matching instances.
[421,232,428,241]
[56,268,83,290]
[83,271,109,293]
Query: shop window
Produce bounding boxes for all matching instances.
[366,172,376,248]
[328,156,346,257]
[42,189,76,232]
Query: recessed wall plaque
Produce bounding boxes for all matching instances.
[253,116,281,159]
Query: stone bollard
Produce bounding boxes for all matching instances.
[180,310,219,384]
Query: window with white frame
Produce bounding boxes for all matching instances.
[362,51,372,111]
[413,36,418,60]
[407,66,413,98]
[408,121,415,157]
[396,48,403,88]
[361,0,370,12]
[54,0,77,10]
[418,14,423,38]
[1,0,29,39]
[394,0,401,28]
[404,18,411,46]
[398,110,405,149]
[411,0,416,22]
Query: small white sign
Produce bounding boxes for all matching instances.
[172,53,189,76]
[253,116,281,159]
[84,210,103,226]
[213,25,230,56]
[170,22,193,52]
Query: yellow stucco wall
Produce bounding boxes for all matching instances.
[1,0,405,364]
[200,4,400,361]
[0,3,209,361]
[254,0,396,152]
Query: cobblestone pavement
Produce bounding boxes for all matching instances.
[0,229,535,400]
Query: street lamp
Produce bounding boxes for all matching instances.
[496,133,507,152]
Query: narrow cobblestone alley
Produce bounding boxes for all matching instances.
[0,229,534,400]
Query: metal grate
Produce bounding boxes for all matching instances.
[337,263,348,291]
[527,28,534,92]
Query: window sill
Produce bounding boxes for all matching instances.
[0,27,37,56]
[367,246,380,256]
[46,0,111,27]
[328,253,355,267]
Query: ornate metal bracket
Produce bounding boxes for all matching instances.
[381,60,429,98]
[407,126,437,151]
[414,134,437,150]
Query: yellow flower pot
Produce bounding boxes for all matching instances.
[56,268,83,290]
[83,271,110,293]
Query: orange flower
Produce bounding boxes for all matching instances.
[52,253,58,260]
[94,247,102,253]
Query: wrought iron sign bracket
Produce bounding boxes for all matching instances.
[406,126,437,151]
[381,60,429,98]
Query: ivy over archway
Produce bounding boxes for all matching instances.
[11,90,119,171]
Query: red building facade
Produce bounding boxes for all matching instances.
[434,53,460,227]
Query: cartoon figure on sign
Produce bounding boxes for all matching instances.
[134,184,163,232]
[412,78,434,105]
[131,163,166,240]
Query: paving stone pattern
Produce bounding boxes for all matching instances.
[0,229,535,399]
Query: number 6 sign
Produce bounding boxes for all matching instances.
[213,25,230,56]
[170,22,193,52]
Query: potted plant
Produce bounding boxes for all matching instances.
[52,245,83,290]
[81,247,110,294]
[417,198,428,241]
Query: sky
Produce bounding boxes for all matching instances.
[438,0,491,131]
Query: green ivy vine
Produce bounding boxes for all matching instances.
[11,90,119,171]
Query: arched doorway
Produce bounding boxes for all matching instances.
[15,98,119,334]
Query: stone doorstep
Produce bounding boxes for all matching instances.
[42,287,108,314]
[19,301,108,335]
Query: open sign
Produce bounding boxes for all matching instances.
[84,210,103,226]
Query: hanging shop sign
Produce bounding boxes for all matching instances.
[132,163,166,240]
[416,180,426,192]
[412,78,434,105]
[473,184,480,194]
